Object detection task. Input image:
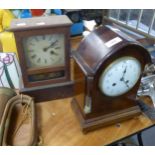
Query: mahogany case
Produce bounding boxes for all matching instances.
[71,25,151,132]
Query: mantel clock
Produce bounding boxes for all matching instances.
[72,25,151,132]
[10,15,73,102]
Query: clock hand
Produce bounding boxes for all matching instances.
[124,80,130,88]
[120,77,130,88]
[123,67,127,74]
[43,40,58,52]
[50,40,58,47]
[120,66,130,88]
[120,66,127,81]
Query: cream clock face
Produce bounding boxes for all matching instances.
[23,34,65,68]
[99,56,141,97]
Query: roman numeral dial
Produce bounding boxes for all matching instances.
[23,34,65,68]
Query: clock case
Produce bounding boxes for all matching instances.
[72,25,151,132]
[10,15,73,102]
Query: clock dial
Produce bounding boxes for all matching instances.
[99,56,141,97]
[23,34,65,68]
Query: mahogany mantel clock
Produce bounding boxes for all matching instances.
[71,25,151,132]
[10,15,73,102]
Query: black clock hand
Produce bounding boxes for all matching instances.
[43,40,58,52]
[123,66,127,75]
[124,80,130,88]
[120,76,130,88]
[120,66,130,88]
[120,66,127,81]
[50,40,58,47]
[120,77,130,88]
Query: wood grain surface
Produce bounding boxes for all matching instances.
[36,97,154,146]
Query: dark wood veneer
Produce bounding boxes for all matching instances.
[71,25,151,132]
[10,16,73,102]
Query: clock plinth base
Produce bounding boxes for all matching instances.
[20,81,74,102]
[71,98,141,133]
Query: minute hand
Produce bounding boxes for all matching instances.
[120,66,127,81]
[120,66,130,88]
[43,40,58,51]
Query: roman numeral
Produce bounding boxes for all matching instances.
[34,37,39,42]
[42,35,46,40]
[29,49,34,52]
[37,58,41,63]
[31,54,36,59]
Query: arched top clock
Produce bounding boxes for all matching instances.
[74,25,151,75]
[72,25,151,132]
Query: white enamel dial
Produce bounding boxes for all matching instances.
[99,56,142,97]
[23,34,65,68]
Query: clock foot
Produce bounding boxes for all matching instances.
[71,98,141,133]
[20,81,74,102]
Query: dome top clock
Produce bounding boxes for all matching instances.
[71,25,151,132]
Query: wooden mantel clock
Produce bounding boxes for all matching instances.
[10,15,73,102]
[71,25,151,132]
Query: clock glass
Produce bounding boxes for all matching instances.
[23,34,65,68]
[99,56,141,97]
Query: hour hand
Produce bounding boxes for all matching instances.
[124,80,130,88]
[120,77,130,88]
